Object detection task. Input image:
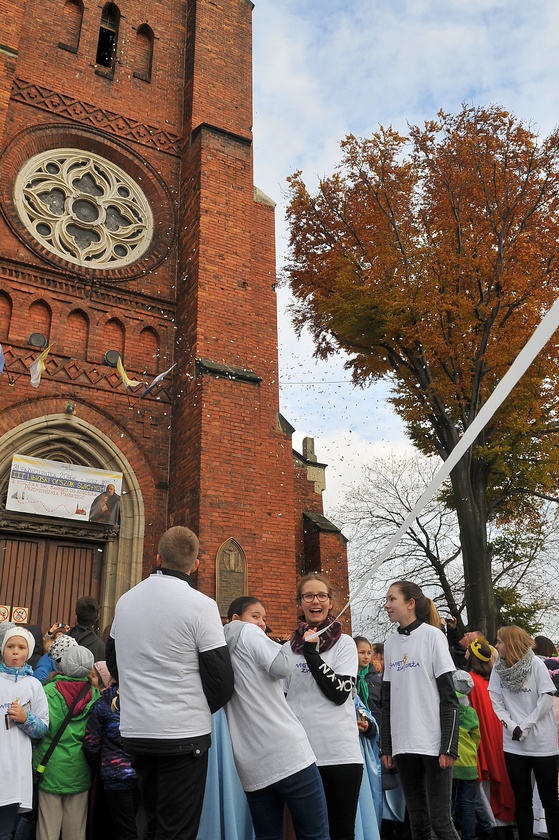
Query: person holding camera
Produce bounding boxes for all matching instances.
[444,616,483,670]
[33,623,75,683]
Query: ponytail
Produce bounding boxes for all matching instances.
[391,580,433,624]
[428,600,441,628]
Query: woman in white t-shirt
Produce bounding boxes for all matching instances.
[380,580,460,840]
[285,574,363,840]
[489,625,559,840]
[223,596,329,840]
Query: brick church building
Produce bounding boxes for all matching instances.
[0,0,349,637]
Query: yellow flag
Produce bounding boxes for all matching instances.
[116,356,141,389]
[29,345,52,388]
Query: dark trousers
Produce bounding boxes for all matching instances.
[131,751,208,840]
[246,763,329,840]
[395,754,460,840]
[504,751,559,840]
[105,788,140,840]
[318,763,363,840]
[0,803,19,840]
[452,779,476,840]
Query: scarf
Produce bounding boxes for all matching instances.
[356,666,370,708]
[494,648,534,692]
[0,662,33,681]
[290,614,343,654]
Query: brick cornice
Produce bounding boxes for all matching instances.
[0,343,173,403]
[0,260,175,319]
[10,78,183,157]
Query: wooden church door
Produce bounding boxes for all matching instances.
[0,535,102,631]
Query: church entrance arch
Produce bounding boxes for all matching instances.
[0,413,144,631]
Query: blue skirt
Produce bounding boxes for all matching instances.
[354,699,383,840]
[197,709,255,840]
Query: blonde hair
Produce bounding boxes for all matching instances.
[428,601,442,628]
[158,526,199,571]
[497,625,535,667]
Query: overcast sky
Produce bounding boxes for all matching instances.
[249,0,559,518]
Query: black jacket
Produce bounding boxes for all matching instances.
[68,624,106,662]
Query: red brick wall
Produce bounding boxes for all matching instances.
[0,0,347,639]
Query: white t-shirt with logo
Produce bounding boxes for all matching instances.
[383,622,455,757]
[111,572,227,740]
[285,633,362,766]
[224,621,316,792]
[488,655,558,756]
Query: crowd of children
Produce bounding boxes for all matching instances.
[1,580,559,840]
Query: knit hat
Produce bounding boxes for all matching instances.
[50,633,78,663]
[1,626,36,659]
[93,660,111,688]
[452,669,474,695]
[61,645,94,677]
[0,622,16,651]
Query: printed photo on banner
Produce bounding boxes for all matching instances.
[6,454,123,524]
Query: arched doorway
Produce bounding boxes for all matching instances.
[0,413,144,631]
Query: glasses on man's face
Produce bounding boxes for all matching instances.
[300,592,330,603]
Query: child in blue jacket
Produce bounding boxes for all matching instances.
[84,676,139,840]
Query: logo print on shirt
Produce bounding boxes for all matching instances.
[389,653,420,672]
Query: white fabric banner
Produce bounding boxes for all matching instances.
[6,454,123,524]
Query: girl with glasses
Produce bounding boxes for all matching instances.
[285,574,364,840]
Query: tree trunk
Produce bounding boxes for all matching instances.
[450,458,499,641]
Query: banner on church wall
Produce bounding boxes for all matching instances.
[6,454,123,524]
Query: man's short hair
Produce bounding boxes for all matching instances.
[158,526,199,572]
[75,596,100,625]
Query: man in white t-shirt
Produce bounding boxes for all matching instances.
[107,526,234,840]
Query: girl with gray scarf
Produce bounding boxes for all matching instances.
[488,625,559,840]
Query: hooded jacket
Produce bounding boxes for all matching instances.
[84,686,137,790]
[34,675,100,794]
[68,624,105,662]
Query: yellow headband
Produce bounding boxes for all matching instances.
[470,639,491,662]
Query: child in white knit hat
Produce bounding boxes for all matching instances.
[0,627,49,840]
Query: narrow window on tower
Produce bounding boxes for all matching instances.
[96,3,120,76]
[133,24,154,83]
[59,0,83,53]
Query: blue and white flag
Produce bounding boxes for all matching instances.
[0,343,4,375]
[140,363,176,399]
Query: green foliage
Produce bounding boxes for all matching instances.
[494,586,543,636]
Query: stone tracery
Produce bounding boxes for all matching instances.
[15,149,153,269]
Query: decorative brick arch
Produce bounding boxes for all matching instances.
[0,412,146,628]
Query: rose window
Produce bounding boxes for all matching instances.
[14,149,153,269]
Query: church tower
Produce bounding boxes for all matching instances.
[0,0,349,636]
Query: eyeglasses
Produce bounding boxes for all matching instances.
[300,592,330,603]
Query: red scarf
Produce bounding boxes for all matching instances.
[290,614,343,654]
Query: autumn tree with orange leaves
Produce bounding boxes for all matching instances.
[285,105,559,640]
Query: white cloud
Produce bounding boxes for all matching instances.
[252,0,559,513]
